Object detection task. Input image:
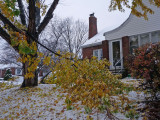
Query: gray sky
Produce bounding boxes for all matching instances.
[52,0,131,32]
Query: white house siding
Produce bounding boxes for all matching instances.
[104,1,160,40]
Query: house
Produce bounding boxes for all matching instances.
[0,63,44,78]
[82,1,160,70]
[0,63,22,78]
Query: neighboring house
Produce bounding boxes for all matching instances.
[0,64,22,78]
[0,63,44,78]
[82,1,160,70]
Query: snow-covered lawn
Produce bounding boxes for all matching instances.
[0,78,145,120]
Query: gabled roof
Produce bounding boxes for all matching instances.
[104,7,160,40]
[82,0,160,48]
[0,63,21,69]
[81,24,121,48]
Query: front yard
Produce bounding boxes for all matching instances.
[0,77,147,120]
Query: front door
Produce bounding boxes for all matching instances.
[109,39,123,70]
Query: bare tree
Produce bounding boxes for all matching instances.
[37,17,88,82]
[61,18,88,58]
[73,20,88,57]
[39,16,67,55]
[39,17,88,58]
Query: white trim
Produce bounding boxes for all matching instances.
[15,68,22,76]
[109,39,123,70]
[93,49,103,60]
[149,33,152,42]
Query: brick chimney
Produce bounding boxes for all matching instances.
[89,13,98,39]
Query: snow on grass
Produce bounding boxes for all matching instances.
[0,78,146,120]
[0,84,106,119]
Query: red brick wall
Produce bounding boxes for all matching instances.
[11,68,15,75]
[122,36,130,58]
[102,40,109,60]
[2,70,6,78]
[0,70,2,78]
[83,37,129,63]
[0,68,16,78]
[82,40,110,60]
[82,45,102,59]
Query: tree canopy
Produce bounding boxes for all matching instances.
[110,0,160,19]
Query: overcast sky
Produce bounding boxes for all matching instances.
[52,0,131,32]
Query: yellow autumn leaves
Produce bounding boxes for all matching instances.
[44,54,134,113]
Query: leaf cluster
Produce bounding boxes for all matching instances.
[109,0,160,19]
[45,54,135,114]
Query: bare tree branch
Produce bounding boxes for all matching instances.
[0,26,11,43]
[17,0,26,25]
[38,0,60,35]
[28,0,36,40]
[25,31,63,58]
[0,26,19,51]
[0,12,24,34]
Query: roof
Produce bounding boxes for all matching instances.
[81,24,121,48]
[0,63,21,69]
[82,0,160,48]
[104,5,160,40]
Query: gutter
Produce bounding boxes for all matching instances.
[81,41,102,48]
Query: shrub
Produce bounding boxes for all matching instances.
[4,69,12,81]
[125,43,160,99]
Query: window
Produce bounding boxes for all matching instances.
[93,49,103,60]
[151,31,160,43]
[16,68,22,75]
[129,31,160,54]
[130,35,138,54]
[140,33,150,46]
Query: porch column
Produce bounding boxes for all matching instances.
[122,36,130,59]
[102,40,109,60]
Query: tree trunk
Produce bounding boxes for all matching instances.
[21,61,38,87]
[20,0,38,88]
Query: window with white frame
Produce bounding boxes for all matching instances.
[93,49,103,60]
[130,35,138,54]
[140,33,150,46]
[129,30,160,54]
[151,31,160,43]
[16,68,22,75]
